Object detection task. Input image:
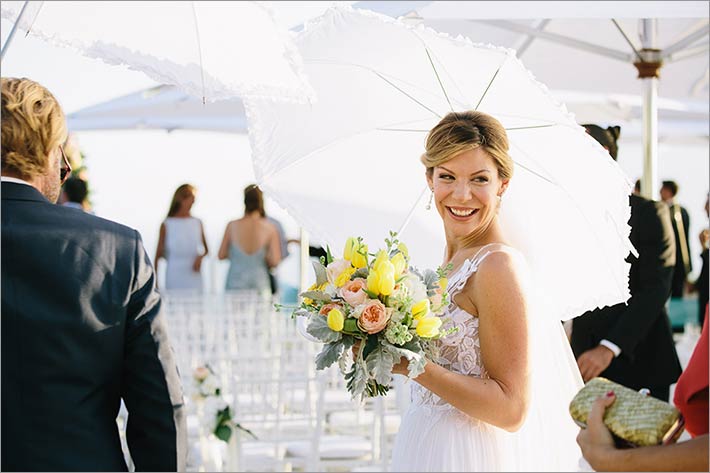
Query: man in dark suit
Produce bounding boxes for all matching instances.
[570,124,682,402]
[1,77,186,471]
[660,180,693,298]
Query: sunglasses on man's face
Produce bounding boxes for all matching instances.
[59,145,72,184]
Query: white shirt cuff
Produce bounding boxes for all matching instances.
[600,339,621,357]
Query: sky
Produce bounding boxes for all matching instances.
[1,1,708,293]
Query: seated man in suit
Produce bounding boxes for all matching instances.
[570,124,682,402]
[1,77,186,471]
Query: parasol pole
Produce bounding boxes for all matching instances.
[635,19,661,200]
[1,1,31,62]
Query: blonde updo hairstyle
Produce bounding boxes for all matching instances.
[1,77,67,181]
[422,111,513,246]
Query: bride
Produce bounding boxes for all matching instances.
[390,111,584,471]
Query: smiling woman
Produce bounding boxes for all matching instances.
[389,110,584,472]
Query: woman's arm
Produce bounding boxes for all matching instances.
[154,222,166,283]
[400,252,530,431]
[265,224,282,268]
[192,220,209,272]
[577,394,709,472]
[217,222,232,260]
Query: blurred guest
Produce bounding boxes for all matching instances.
[219,184,281,294]
[60,175,94,214]
[689,195,709,325]
[661,180,692,298]
[571,124,681,401]
[1,77,185,471]
[266,215,288,295]
[633,178,641,196]
[576,307,709,471]
[155,183,208,291]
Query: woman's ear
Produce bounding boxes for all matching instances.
[426,170,433,190]
[499,179,510,196]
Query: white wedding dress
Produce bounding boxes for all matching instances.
[391,243,584,472]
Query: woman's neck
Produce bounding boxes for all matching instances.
[444,220,505,263]
[243,211,262,219]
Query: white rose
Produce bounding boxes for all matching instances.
[402,274,428,303]
[200,374,220,397]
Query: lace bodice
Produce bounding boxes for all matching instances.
[410,243,514,407]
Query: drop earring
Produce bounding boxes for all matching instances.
[426,190,434,210]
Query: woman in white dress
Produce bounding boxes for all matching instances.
[390,111,584,471]
[155,183,209,291]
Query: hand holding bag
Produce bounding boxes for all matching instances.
[569,377,685,447]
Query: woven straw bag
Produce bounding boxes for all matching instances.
[569,377,685,447]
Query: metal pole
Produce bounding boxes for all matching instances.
[0,1,31,62]
[636,19,661,200]
[641,77,658,200]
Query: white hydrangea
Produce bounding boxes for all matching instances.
[199,374,220,397]
[202,396,228,432]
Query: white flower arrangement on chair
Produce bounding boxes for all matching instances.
[192,365,255,442]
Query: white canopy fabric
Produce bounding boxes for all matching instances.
[351,1,709,198]
[0,1,314,103]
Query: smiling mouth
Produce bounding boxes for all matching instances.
[447,207,478,218]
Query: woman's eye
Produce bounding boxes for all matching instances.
[473,176,489,183]
[439,174,454,180]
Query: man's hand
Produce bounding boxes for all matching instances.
[576,392,617,471]
[577,345,615,382]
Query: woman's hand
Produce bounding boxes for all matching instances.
[392,355,410,376]
[576,392,618,471]
[193,255,204,272]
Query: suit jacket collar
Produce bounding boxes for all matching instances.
[2,181,50,204]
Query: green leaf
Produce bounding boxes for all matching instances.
[365,345,395,386]
[315,338,354,370]
[346,361,368,401]
[326,245,335,265]
[312,260,328,287]
[214,424,232,443]
[300,291,332,302]
[307,315,342,343]
[362,334,380,360]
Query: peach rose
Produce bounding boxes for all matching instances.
[319,303,343,316]
[357,300,392,334]
[340,278,368,307]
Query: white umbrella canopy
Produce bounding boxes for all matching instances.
[246,7,634,322]
[66,84,247,133]
[0,1,313,103]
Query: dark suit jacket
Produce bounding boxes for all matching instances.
[571,194,682,390]
[669,203,692,297]
[1,182,186,472]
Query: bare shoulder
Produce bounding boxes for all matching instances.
[458,249,529,315]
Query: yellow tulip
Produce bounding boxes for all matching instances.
[367,269,381,296]
[343,237,356,261]
[391,252,406,277]
[351,244,368,268]
[438,277,448,292]
[416,317,442,338]
[335,267,356,287]
[411,299,430,320]
[397,242,409,258]
[377,261,396,296]
[373,250,388,272]
[327,309,344,332]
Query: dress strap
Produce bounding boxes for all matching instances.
[447,243,514,297]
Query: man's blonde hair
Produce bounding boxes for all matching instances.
[1,77,67,180]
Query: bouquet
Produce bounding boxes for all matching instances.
[192,365,256,443]
[291,232,454,400]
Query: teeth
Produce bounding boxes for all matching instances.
[450,208,474,217]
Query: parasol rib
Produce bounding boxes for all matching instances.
[190,2,207,104]
[425,48,454,112]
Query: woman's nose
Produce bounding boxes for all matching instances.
[452,181,472,201]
